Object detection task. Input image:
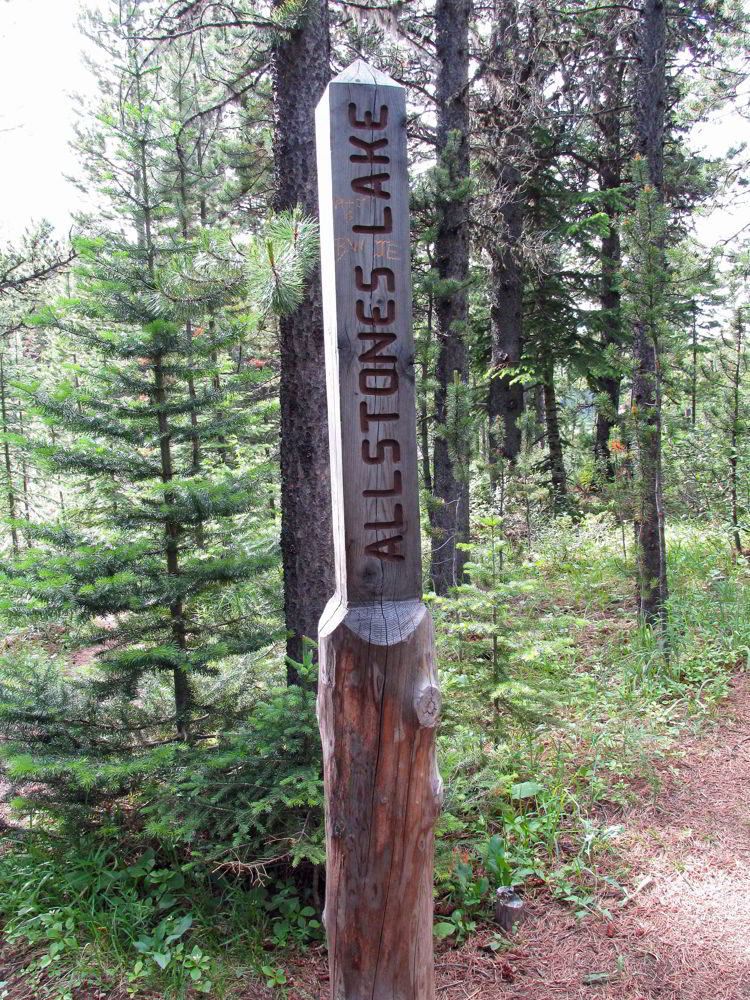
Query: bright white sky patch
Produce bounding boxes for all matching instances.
[0,0,97,242]
[692,104,750,251]
[0,0,749,250]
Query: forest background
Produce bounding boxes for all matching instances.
[2,0,750,997]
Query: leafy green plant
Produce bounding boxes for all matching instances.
[25,911,79,971]
[134,912,194,972]
[434,858,489,943]
[261,964,288,989]
[0,840,217,994]
[485,835,513,887]
[264,883,323,949]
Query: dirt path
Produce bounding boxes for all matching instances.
[282,672,750,1000]
[449,671,750,1000]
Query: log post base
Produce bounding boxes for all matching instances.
[318,597,442,1000]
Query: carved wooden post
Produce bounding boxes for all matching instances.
[315,61,442,1000]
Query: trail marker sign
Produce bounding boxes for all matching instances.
[315,61,442,999]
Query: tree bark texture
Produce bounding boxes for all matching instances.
[633,0,668,630]
[594,169,622,476]
[272,0,334,679]
[593,15,626,477]
[632,324,666,622]
[488,164,524,469]
[318,600,442,1000]
[484,0,527,470]
[430,0,471,595]
[542,364,567,512]
[636,0,666,196]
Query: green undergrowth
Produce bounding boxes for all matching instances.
[428,515,747,941]
[0,836,322,998]
[0,516,746,992]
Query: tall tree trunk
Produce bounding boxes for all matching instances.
[154,355,191,740]
[487,167,524,471]
[421,291,434,495]
[175,95,206,549]
[593,176,622,476]
[731,311,742,555]
[135,56,191,734]
[430,0,471,595]
[185,320,205,549]
[0,355,19,556]
[271,0,333,681]
[485,0,526,472]
[633,0,668,632]
[594,236,622,476]
[532,383,545,448]
[691,301,698,427]
[542,362,567,512]
[593,14,625,478]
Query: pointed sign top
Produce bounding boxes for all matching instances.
[331,59,402,89]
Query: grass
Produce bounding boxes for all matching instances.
[428,515,746,929]
[0,515,746,995]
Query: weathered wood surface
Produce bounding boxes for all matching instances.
[316,60,421,605]
[318,602,441,1000]
[316,61,441,1000]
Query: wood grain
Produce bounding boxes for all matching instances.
[318,601,442,1000]
[316,60,441,1000]
[316,60,420,606]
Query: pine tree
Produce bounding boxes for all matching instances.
[430,0,472,594]
[2,1,318,746]
[701,282,750,555]
[0,224,71,555]
[270,0,334,679]
[630,0,669,635]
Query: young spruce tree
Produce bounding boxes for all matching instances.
[2,1,317,753]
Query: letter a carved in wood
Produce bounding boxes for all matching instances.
[316,60,442,1000]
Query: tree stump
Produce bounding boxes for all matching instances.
[494,887,526,933]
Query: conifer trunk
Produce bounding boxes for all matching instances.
[175,98,206,549]
[421,293,434,495]
[271,0,334,679]
[633,0,668,631]
[487,169,524,470]
[593,16,624,478]
[486,0,526,471]
[0,355,19,556]
[731,312,742,555]
[691,303,698,427]
[594,171,622,477]
[154,356,191,740]
[430,0,471,595]
[542,363,567,512]
[137,52,191,734]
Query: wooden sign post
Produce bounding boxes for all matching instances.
[316,61,442,999]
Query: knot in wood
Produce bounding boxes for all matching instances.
[415,684,441,728]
